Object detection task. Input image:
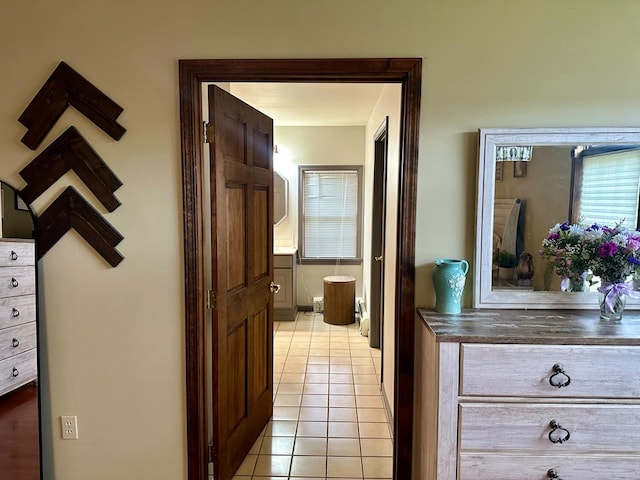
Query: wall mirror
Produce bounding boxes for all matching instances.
[474,127,640,309]
[274,171,288,226]
[0,181,40,479]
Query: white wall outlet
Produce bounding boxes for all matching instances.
[61,415,78,439]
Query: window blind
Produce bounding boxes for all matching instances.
[301,169,359,259]
[578,149,640,228]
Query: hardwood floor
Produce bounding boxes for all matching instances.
[0,382,40,480]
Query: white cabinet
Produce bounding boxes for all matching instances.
[0,239,37,396]
[273,249,297,321]
[415,310,640,480]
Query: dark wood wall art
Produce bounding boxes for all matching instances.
[18,61,125,267]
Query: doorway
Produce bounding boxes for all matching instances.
[179,58,421,480]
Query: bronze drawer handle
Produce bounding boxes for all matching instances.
[11,308,20,318]
[9,278,19,288]
[547,469,563,479]
[548,420,571,444]
[10,251,18,261]
[549,363,571,388]
[11,367,19,377]
[11,338,19,348]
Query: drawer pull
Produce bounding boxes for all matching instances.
[548,420,571,444]
[10,250,18,261]
[11,338,19,348]
[11,308,20,318]
[9,278,19,288]
[11,367,19,377]
[547,469,563,479]
[549,363,571,388]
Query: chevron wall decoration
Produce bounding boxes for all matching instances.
[18,61,125,267]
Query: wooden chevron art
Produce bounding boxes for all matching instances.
[19,61,126,150]
[18,61,125,267]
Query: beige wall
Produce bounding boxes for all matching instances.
[2,1,640,479]
[273,126,365,306]
[363,85,402,418]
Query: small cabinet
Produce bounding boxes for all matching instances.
[273,248,297,321]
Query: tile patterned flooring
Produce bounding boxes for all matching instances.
[230,311,392,480]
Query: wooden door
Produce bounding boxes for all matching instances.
[208,85,274,480]
[368,118,388,350]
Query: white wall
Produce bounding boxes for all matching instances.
[1,1,640,479]
[273,126,365,306]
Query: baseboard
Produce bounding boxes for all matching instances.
[381,382,394,440]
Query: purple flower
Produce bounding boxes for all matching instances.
[559,222,571,231]
[548,232,560,240]
[627,238,640,252]
[598,242,618,257]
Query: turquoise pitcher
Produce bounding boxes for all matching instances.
[432,259,469,314]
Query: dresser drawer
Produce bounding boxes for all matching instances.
[0,295,36,330]
[459,453,640,479]
[0,348,37,396]
[461,344,640,398]
[0,267,36,298]
[0,323,36,360]
[460,403,640,454]
[0,241,35,267]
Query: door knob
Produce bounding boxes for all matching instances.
[269,281,281,294]
[375,255,383,262]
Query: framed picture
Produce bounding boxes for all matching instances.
[495,162,503,182]
[15,192,29,211]
[513,161,527,178]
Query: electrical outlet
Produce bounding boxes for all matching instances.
[61,415,78,439]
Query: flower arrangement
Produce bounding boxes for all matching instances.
[542,221,640,283]
[541,221,640,316]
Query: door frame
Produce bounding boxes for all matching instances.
[179,58,422,480]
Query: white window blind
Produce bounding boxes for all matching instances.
[578,148,640,227]
[301,169,359,259]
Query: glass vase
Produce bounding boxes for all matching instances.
[598,282,627,321]
[567,278,587,292]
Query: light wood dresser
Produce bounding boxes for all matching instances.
[415,309,640,480]
[0,239,36,396]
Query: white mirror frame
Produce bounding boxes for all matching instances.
[474,127,640,309]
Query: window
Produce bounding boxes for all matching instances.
[299,166,362,263]
[573,147,640,228]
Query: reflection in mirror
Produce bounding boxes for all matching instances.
[474,128,640,309]
[0,182,40,479]
[274,171,288,226]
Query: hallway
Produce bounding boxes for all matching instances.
[231,311,392,479]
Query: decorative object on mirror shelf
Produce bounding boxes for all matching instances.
[432,259,469,314]
[516,252,534,286]
[541,221,640,319]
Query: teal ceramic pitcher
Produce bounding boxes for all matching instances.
[432,259,469,314]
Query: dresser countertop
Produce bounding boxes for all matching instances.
[417,308,640,345]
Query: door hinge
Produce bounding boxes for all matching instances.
[208,443,215,463]
[206,289,216,310]
[203,121,213,144]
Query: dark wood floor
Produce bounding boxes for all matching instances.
[0,382,40,480]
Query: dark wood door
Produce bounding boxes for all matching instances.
[208,85,274,480]
[369,118,388,350]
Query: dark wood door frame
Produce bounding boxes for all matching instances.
[179,58,421,480]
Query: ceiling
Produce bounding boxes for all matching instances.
[224,82,388,126]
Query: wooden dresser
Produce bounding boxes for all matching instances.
[415,309,640,480]
[0,239,37,396]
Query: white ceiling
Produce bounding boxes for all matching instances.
[225,83,388,126]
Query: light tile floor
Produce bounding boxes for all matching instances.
[231,311,392,480]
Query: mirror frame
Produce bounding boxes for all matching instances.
[474,127,640,309]
[273,171,288,226]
